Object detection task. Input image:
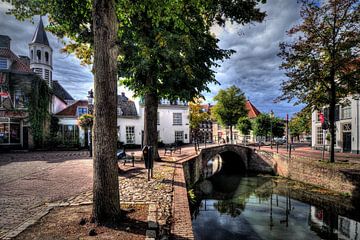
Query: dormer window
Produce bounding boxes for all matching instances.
[0,58,8,70]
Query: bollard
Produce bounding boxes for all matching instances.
[131,152,135,167]
[276,143,279,153]
[289,144,292,159]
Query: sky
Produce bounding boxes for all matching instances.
[0,1,304,118]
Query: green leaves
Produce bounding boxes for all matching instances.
[212,85,248,127]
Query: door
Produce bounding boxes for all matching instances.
[343,132,351,152]
[22,127,28,149]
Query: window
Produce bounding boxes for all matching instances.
[14,90,26,108]
[45,69,50,83]
[0,123,9,144]
[343,123,351,132]
[157,112,160,125]
[126,126,135,144]
[341,105,351,119]
[62,125,79,143]
[316,127,324,145]
[34,68,43,78]
[37,50,41,61]
[173,113,182,125]
[77,107,88,116]
[10,123,20,144]
[45,52,49,63]
[0,58,8,69]
[31,50,34,60]
[157,130,160,141]
[175,131,184,142]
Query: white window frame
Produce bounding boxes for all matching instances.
[126,126,135,144]
[77,107,88,116]
[0,58,8,70]
[175,131,184,142]
[316,126,323,145]
[173,113,182,125]
[341,105,351,119]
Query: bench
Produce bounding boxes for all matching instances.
[117,148,135,166]
[164,143,182,155]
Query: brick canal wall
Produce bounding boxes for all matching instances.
[255,149,360,196]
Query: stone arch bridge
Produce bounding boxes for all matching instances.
[182,144,275,185]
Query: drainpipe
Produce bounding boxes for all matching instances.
[354,95,360,154]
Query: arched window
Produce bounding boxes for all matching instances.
[30,50,33,60]
[37,50,41,61]
[45,52,49,63]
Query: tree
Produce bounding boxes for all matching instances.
[253,114,271,141]
[236,117,252,145]
[212,86,248,143]
[91,0,121,224]
[118,1,266,160]
[189,99,210,143]
[289,108,311,141]
[277,0,360,162]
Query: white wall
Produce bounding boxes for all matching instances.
[116,103,190,145]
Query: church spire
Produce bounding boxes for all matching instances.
[31,16,50,47]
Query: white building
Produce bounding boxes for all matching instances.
[311,95,360,154]
[116,94,190,146]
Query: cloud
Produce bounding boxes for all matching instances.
[0,3,93,100]
[207,0,305,117]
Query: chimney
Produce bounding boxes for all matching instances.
[19,55,30,66]
[0,35,11,49]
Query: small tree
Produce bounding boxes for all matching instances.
[289,108,311,141]
[212,86,248,144]
[236,117,252,145]
[253,114,271,142]
[189,99,210,143]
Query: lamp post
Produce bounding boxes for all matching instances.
[87,89,94,157]
[354,94,360,154]
[270,110,274,149]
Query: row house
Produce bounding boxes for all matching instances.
[311,95,360,154]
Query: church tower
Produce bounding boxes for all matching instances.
[29,16,53,88]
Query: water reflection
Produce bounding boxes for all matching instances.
[191,174,360,240]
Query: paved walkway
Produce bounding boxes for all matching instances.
[0,146,198,239]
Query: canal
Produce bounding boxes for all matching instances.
[190,172,360,240]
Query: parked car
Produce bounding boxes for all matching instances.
[274,137,286,145]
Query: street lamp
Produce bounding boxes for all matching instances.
[87,89,94,157]
[354,94,360,154]
[270,110,274,149]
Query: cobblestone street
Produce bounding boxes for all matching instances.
[0,147,197,239]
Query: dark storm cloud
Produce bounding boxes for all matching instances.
[206,0,305,118]
[0,2,93,100]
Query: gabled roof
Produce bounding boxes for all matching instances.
[55,100,88,116]
[52,80,74,102]
[31,17,50,47]
[0,48,32,73]
[118,94,137,116]
[245,100,261,119]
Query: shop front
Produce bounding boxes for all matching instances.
[0,117,24,149]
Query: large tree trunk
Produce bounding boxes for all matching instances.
[92,0,120,224]
[329,74,336,163]
[144,91,161,161]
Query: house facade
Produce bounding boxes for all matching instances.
[118,96,190,146]
[212,100,261,144]
[311,95,360,154]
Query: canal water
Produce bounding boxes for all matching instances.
[191,173,360,240]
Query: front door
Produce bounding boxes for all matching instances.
[343,132,351,152]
